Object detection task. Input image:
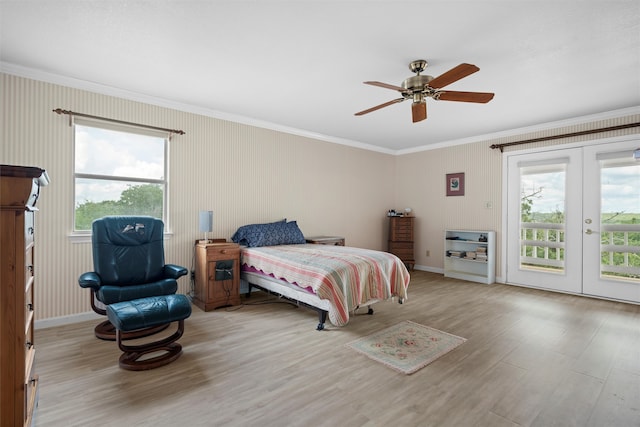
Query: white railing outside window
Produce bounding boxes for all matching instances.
[520,222,640,280]
[600,224,640,278]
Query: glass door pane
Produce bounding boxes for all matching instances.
[519,163,567,274]
[583,140,640,303]
[506,148,582,294]
[599,161,640,282]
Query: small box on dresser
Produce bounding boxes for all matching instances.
[193,242,241,311]
[0,165,49,427]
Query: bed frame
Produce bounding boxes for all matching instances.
[241,271,377,330]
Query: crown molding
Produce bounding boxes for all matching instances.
[3,62,637,157]
[397,106,640,155]
[0,62,394,155]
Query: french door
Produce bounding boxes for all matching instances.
[506,137,640,303]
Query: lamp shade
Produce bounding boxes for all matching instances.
[199,211,213,233]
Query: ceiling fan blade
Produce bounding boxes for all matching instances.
[412,102,427,123]
[364,81,406,92]
[437,91,495,103]
[428,63,480,89]
[355,98,405,116]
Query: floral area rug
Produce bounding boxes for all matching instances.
[346,320,467,375]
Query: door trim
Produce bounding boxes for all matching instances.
[500,133,640,295]
[504,147,583,293]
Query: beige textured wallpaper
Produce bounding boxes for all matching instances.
[394,140,503,273]
[1,74,395,321]
[2,72,638,323]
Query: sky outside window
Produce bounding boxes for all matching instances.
[74,125,165,205]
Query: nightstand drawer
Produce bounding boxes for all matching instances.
[205,246,240,260]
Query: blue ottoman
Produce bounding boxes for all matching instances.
[106,294,192,370]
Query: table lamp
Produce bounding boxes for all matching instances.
[199,210,213,244]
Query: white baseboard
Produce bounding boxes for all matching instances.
[413,264,443,274]
[35,311,102,330]
[35,268,505,330]
[413,264,504,284]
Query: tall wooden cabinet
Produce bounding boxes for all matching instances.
[1,165,49,427]
[388,216,415,270]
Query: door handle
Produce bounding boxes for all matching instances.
[585,229,600,235]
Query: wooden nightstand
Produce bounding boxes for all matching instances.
[305,236,345,246]
[193,242,241,311]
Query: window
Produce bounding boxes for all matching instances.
[73,119,168,232]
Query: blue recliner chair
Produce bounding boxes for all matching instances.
[78,216,188,340]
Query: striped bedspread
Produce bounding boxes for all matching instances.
[241,244,410,326]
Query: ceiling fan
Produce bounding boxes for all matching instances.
[355,60,494,123]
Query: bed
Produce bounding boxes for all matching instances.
[233,220,410,330]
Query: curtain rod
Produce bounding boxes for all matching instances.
[490,122,640,152]
[52,108,185,135]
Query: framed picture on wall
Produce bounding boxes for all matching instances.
[446,172,465,196]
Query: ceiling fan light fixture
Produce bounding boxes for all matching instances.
[355,59,494,122]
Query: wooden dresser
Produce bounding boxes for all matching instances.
[193,242,241,311]
[388,216,415,270]
[1,165,49,427]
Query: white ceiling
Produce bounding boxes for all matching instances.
[1,1,639,153]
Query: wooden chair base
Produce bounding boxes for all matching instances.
[118,343,183,371]
[116,319,185,371]
[94,319,169,341]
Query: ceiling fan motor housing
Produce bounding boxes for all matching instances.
[402,75,434,98]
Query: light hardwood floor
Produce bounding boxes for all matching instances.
[33,271,640,427]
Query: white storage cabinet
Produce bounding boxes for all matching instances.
[444,229,495,284]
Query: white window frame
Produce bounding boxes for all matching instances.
[69,117,171,243]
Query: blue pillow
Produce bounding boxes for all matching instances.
[231,219,284,247]
[231,219,305,247]
[259,221,306,247]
